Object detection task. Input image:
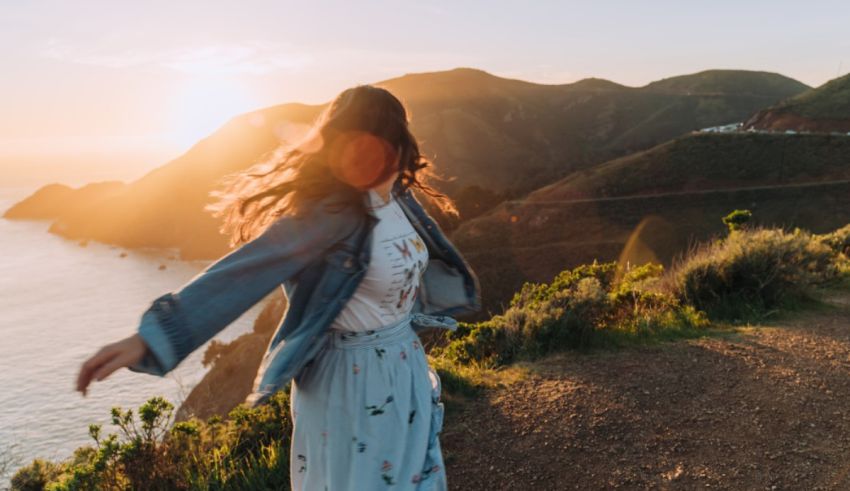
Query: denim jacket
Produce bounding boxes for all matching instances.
[128,178,482,407]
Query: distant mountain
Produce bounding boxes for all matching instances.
[4,181,126,220]
[744,72,850,132]
[378,67,810,195]
[3,104,322,259]
[4,67,809,260]
[452,132,850,318]
[644,69,807,96]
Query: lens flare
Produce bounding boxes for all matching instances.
[614,215,675,282]
[328,131,397,190]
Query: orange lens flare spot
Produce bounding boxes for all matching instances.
[329,131,396,190]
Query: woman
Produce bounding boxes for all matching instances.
[75,84,481,490]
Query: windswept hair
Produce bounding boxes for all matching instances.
[205,84,457,247]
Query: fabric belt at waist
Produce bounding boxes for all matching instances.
[328,312,458,349]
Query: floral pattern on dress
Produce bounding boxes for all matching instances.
[292,323,447,489]
[381,460,396,485]
[365,394,394,415]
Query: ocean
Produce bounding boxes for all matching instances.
[0,185,265,485]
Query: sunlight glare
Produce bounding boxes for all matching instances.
[167,75,260,150]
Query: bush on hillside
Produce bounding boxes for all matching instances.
[722,209,752,234]
[814,224,850,257]
[11,392,293,491]
[664,226,844,321]
[10,459,63,491]
[434,261,708,367]
[437,222,850,367]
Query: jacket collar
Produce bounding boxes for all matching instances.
[362,177,405,220]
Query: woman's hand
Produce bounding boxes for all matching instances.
[76,333,149,396]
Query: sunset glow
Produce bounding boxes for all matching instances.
[167,75,260,150]
[4,1,849,188]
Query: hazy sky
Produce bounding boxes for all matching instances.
[2,0,849,184]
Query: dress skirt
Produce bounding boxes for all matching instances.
[289,312,448,490]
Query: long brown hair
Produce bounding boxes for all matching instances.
[206,84,457,247]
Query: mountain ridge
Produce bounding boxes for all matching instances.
[4,66,811,261]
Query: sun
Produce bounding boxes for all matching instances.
[167,75,259,151]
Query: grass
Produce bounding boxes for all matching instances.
[773,72,850,120]
[433,222,849,393]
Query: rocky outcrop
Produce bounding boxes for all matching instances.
[175,292,287,422]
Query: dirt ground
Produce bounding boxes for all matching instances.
[441,291,850,490]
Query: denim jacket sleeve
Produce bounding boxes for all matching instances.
[127,197,356,377]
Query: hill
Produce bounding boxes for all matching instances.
[644,69,806,96]
[452,133,850,317]
[4,67,809,259]
[527,132,850,200]
[7,103,323,259]
[744,72,850,132]
[378,67,809,195]
[4,181,126,221]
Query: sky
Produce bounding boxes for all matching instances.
[1,0,849,186]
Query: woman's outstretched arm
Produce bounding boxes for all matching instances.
[76,199,356,396]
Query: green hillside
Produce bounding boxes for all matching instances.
[744,72,850,131]
[644,69,808,96]
[779,72,850,119]
[452,133,850,318]
[527,132,850,201]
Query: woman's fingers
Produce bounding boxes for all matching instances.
[90,351,133,384]
[76,345,119,396]
[76,335,150,397]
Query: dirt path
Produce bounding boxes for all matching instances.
[441,292,850,490]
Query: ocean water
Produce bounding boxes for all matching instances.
[0,186,267,484]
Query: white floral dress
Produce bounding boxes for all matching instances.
[289,189,448,490]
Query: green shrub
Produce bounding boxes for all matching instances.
[13,391,293,491]
[10,459,63,491]
[434,261,708,367]
[664,226,843,321]
[814,224,850,257]
[722,209,752,234]
[436,222,850,367]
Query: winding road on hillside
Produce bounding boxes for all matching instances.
[507,178,850,209]
[442,290,850,490]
